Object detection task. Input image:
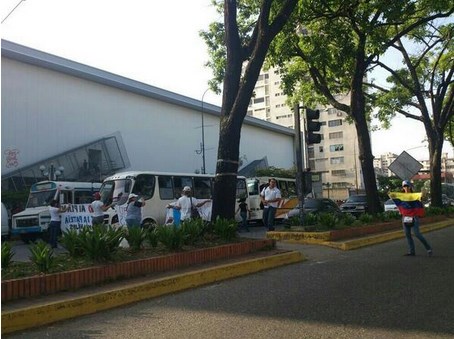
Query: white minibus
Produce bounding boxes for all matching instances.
[99,171,248,227]
[12,181,102,243]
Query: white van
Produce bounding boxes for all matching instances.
[12,181,101,243]
[1,202,9,240]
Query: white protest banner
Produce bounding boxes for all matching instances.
[115,204,128,227]
[61,204,94,232]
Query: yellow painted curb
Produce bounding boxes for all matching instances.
[267,230,331,242]
[1,251,304,334]
[324,219,453,251]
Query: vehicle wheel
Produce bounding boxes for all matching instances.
[20,233,39,244]
[141,219,156,230]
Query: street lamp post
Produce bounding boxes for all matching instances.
[40,163,64,181]
[200,88,209,174]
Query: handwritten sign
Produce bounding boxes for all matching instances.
[61,204,94,232]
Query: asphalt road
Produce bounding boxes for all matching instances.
[5,226,454,339]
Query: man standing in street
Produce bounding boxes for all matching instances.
[260,178,282,231]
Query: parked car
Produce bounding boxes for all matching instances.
[285,198,342,220]
[384,198,399,212]
[340,195,368,217]
[424,194,454,207]
[1,202,10,240]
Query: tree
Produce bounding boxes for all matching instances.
[371,22,454,207]
[200,0,298,220]
[266,0,453,214]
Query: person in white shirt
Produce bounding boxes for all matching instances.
[260,178,282,231]
[170,186,210,222]
[48,199,69,248]
[91,192,112,226]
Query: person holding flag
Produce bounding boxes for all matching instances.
[389,180,433,257]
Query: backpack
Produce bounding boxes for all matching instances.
[190,198,200,219]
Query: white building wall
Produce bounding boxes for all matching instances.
[1,44,295,177]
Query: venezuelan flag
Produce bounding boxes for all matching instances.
[388,192,425,217]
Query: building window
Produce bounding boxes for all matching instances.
[276,114,292,120]
[330,156,344,164]
[332,169,346,176]
[330,144,344,152]
[254,97,265,104]
[319,146,323,153]
[327,108,337,115]
[329,131,343,139]
[308,147,315,158]
[328,119,343,127]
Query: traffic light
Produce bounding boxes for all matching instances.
[306,108,321,144]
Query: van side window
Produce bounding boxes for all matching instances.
[194,177,211,199]
[158,176,174,200]
[132,174,155,200]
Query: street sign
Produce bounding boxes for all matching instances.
[388,151,423,180]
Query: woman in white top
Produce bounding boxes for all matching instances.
[48,199,69,248]
[91,192,112,226]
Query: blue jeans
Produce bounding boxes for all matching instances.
[263,207,277,230]
[240,211,248,230]
[126,218,141,229]
[403,216,431,254]
[48,221,61,248]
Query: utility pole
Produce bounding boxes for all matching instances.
[294,105,304,224]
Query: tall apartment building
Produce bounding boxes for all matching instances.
[248,68,363,200]
[373,152,398,177]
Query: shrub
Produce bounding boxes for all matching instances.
[77,225,125,261]
[1,242,14,269]
[303,213,317,226]
[125,227,148,252]
[340,213,356,227]
[181,218,204,245]
[386,211,401,220]
[358,213,374,224]
[145,227,159,248]
[156,225,185,251]
[29,240,54,273]
[213,217,237,241]
[61,228,84,257]
[317,212,338,230]
[425,206,444,216]
[287,216,301,227]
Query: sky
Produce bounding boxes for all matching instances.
[1,0,451,161]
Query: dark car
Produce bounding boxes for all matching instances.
[285,198,342,219]
[340,195,368,217]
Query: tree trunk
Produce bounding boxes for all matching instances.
[211,115,243,220]
[428,134,444,207]
[350,55,382,214]
[211,0,298,221]
[355,115,382,214]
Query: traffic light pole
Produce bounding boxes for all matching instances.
[294,104,305,224]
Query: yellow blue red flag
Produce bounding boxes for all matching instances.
[388,192,425,217]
